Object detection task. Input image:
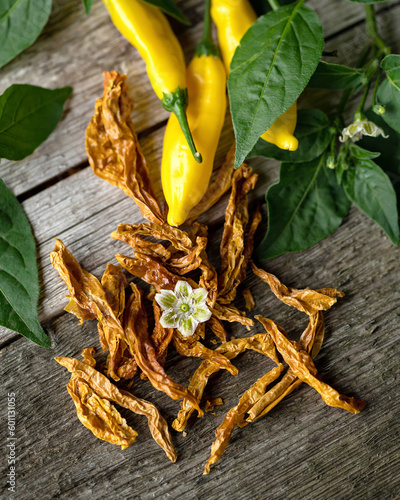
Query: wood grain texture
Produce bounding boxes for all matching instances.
[0,0,395,196]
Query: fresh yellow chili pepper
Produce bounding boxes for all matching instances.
[102,0,202,162]
[161,0,227,227]
[211,0,298,151]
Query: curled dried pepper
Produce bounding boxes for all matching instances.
[161,0,227,226]
[211,0,298,151]
[242,288,255,311]
[85,71,165,224]
[102,0,201,161]
[56,351,177,461]
[256,316,366,414]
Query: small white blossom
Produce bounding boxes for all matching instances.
[339,118,389,143]
[155,281,211,337]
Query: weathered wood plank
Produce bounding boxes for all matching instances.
[0,210,399,498]
[0,0,395,196]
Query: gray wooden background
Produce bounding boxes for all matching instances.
[1,0,399,498]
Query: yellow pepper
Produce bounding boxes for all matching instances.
[211,0,298,151]
[161,0,227,227]
[102,0,202,162]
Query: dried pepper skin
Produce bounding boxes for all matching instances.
[205,398,223,412]
[123,283,203,415]
[251,261,344,315]
[243,288,255,311]
[256,316,366,414]
[203,364,283,474]
[172,333,278,432]
[50,239,133,381]
[56,353,176,461]
[85,71,165,224]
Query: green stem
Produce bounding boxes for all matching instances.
[195,0,218,57]
[364,5,390,55]
[355,81,371,119]
[372,67,382,108]
[267,0,280,10]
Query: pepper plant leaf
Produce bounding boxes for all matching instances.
[377,79,400,134]
[0,85,72,161]
[342,158,399,245]
[141,0,190,25]
[250,0,296,16]
[381,54,400,91]
[349,143,380,161]
[82,0,94,14]
[0,179,51,348]
[0,0,52,68]
[248,109,333,163]
[256,155,350,260]
[308,61,367,89]
[228,4,324,169]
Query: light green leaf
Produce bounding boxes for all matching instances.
[141,0,190,25]
[343,158,399,245]
[349,143,380,160]
[256,155,350,259]
[0,84,72,161]
[228,4,324,169]
[82,0,94,15]
[0,178,50,347]
[248,109,332,163]
[377,78,400,134]
[308,61,367,89]
[0,0,52,68]
[381,54,400,91]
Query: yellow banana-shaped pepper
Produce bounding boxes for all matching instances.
[211,0,298,151]
[162,0,227,227]
[102,0,202,162]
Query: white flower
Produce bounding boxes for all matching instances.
[339,118,389,143]
[155,281,212,337]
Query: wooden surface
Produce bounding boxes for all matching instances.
[1,1,400,498]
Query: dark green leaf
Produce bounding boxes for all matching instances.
[141,0,190,24]
[377,78,400,134]
[228,4,324,169]
[349,143,380,160]
[250,0,296,16]
[0,0,52,68]
[359,109,400,204]
[343,158,399,244]
[0,179,51,347]
[0,85,72,161]
[248,109,332,163]
[308,61,366,89]
[82,0,94,15]
[381,54,400,91]
[256,155,350,259]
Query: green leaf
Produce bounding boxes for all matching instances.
[359,109,400,204]
[0,85,72,161]
[0,179,51,347]
[342,158,399,245]
[250,0,296,16]
[308,61,366,89]
[349,143,380,160]
[82,0,94,14]
[377,78,400,134]
[256,155,350,259]
[141,0,190,25]
[228,3,324,170]
[381,54,400,91]
[248,109,332,163]
[0,0,52,68]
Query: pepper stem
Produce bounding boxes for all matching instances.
[267,0,280,11]
[195,0,219,57]
[162,88,202,163]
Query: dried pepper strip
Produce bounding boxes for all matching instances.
[251,261,344,315]
[172,333,278,432]
[218,165,258,304]
[243,288,255,311]
[123,283,203,415]
[187,143,236,223]
[211,302,254,327]
[172,331,238,376]
[206,316,227,343]
[256,316,366,414]
[50,240,133,381]
[56,352,176,461]
[85,71,164,224]
[205,398,223,412]
[203,364,283,474]
[151,301,174,366]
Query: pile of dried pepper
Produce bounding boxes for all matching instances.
[53,0,365,475]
